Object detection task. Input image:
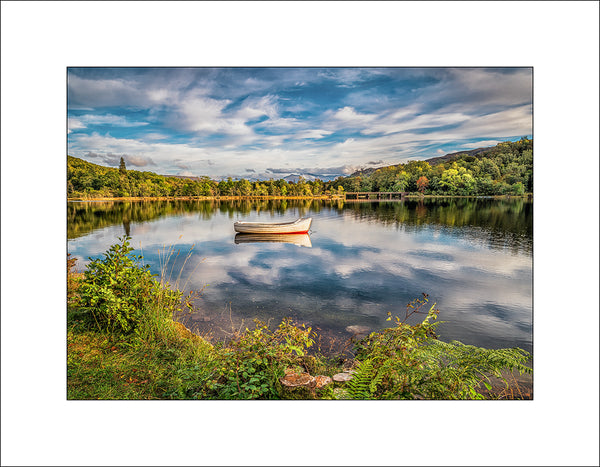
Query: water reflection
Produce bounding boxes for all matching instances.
[67,198,532,354]
[235,233,312,248]
[68,198,531,253]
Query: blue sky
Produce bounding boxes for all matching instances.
[68,67,532,180]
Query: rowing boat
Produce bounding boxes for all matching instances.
[233,217,312,234]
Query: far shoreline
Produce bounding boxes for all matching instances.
[67,194,532,202]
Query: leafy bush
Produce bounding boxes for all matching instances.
[79,236,182,334]
[211,319,316,399]
[351,295,532,399]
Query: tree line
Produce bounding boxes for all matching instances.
[332,138,532,196]
[67,138,532,199]
[68,156,339,198]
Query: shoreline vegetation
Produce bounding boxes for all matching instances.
[67,193,532,202]
[67,237,532,400]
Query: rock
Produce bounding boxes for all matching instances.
[314,375,332,389]
[345,325,370,335]
[280,371,315,388]
[333,388,350,400]
[332,372,354,382]
[280,371,332,390]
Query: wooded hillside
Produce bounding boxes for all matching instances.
[67,138,532,198]
[331,138,532,196]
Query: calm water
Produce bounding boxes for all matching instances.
[67,198,533,354]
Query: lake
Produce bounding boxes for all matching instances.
[67,197,533,355]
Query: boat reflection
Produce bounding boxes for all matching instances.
[234,233,312,248]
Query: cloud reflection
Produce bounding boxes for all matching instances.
[67,200,532,352]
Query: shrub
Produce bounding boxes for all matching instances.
[212,319,316,399]
[351,295,532,399]
[79,236,181,334]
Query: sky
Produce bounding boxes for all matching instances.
[67,67,532,181]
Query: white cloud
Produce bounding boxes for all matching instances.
[67,117,86,134]
[68,114,150,131]
[235,95,279,120]
[145,133,169,140]
[455,105,532,138]
[435,68,533,109]
[126,155,154,167]
[168,94,285,139]
[412,105,531,143]
[70,132,209,166]
[147,88,180,104]
[360,110,469,136]
[460,140,504,149]
[174,96,234,133]
[294,129,333,139]
[68,74,147,107]
[389,104,422,120]
[256,117,300,130]
[333,106,377,125]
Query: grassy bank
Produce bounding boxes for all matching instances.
[67,239,532,400]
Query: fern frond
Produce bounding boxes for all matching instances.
[346,360,375,400]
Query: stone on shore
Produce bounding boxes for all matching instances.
[345,325,371,336]
[333,388,351,399]
[280,371,332,390]
[314,375,332,389]
[332,372,354,382]
[280,371,315,388]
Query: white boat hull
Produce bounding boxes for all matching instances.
[233,217,312,234]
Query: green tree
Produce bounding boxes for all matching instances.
[238,179,252,196]
[311,180,323,196]
[392,172,409,192]
[119,157,127,175]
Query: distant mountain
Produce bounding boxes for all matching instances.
[348,166,379,178]
[282,173,339,183]
[282,174,302,183]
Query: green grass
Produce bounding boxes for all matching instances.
[67,307,219,400]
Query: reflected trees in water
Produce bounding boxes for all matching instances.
[68,198,532,254]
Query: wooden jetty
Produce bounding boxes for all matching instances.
[344,191,407,201]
